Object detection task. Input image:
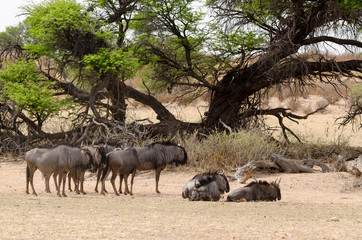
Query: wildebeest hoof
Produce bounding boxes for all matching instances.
[94,189,98,193]
[82,192,87,195]
[32,192,38,196]
[62,194,67,197]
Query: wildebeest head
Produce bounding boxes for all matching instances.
[215,170,230,194]
[150,141,188,166]
[271,178,281,200]
[173,145,188,166]
[82,148,97,173]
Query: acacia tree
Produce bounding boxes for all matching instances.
[130,0,361,140]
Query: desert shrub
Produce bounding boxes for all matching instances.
[177,127,359,171]
[183,130,282,170]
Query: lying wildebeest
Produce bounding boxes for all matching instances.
[26,145,97,197]
[100,148,139,195]
[226,178,281,202]
[182,170,230,201]
[101,141,188,195]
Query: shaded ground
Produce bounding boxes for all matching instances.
[0,161,361,240]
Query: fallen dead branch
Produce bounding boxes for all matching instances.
[232,153,315,183]
[301,159,332,172]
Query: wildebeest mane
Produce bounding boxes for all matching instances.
[245,180,271,188]
[147,141,177,148]
[98,146,109,165]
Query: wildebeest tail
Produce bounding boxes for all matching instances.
[26,166,30,181]
[101,154,110,181]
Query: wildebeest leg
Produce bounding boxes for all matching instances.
[94,166,103,193]
[68,172,73,192]
[80,171,86,194]
[123,174,129,195]
[74,169,81,194]
[26,166,30,194]
[100,169,110,195]
[155,169,162,194]
[53,173,59,192]
[110,171,120,196]
[61,172,67,197]
[118,173,123,194]
[44,173,52,193]
[57,173,63,197]
[129,170,136,195]
[27,165,37,196]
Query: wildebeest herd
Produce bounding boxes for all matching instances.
[25,141,281,202]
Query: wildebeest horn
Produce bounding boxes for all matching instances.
[277,178,281,185]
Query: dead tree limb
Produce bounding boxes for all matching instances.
[301,159,332,172]
[270,153,315,173]
[232,160,280,183]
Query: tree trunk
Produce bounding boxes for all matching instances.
[106,74,127,122]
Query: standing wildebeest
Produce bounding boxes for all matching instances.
[93,144,115,193]
[66,145,103,194]
[102,141,188,195]
[227,179,281,202]
[182,170,230,201]
[135,141,188,194]
[100,148,139,196]
[26,145,97,197]
[25,148,58,193]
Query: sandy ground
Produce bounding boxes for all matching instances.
[0,161,361,240]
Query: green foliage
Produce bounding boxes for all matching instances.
[132,0,207,52]
[0,59,71,125]
[82,48,140,78]
[0,23,27,47]
[22,0,105,58]
[339,0,362,12]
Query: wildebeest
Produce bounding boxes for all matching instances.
[101,141,188,195]
[66,145,103,194]
[25,148,57,194]
[26,145,97,197]
[94,144,115,193]
[100,148,139,195]
[182,170,230,201]
[134,141,188,193]
[226,179,281,202]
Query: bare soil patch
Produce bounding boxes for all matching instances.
[0,161,361,240]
